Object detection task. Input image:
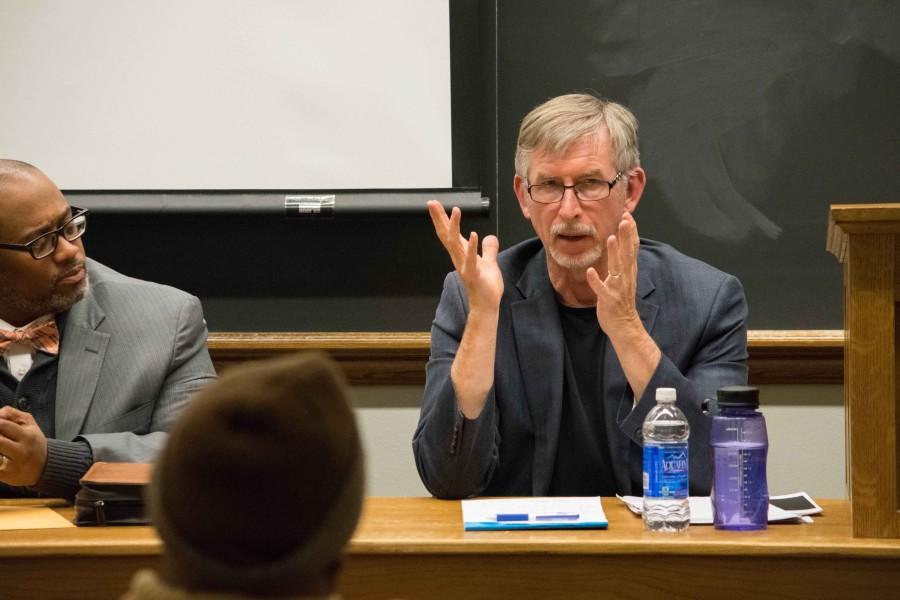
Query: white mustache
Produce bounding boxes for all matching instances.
[551,222,598,238]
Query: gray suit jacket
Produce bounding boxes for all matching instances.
[413,238,748,499]
[57,258,216,462]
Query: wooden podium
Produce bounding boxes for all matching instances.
[828,204,900,538]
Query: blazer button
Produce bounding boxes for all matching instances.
[16,396,30,411]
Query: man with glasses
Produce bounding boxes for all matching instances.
[414,94,748,499]
[0,160,216,498]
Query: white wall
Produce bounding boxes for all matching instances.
[351,383,847,499]
[352,385,429,497]
[762,384,846,498]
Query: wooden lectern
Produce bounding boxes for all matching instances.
[828,204,900,538]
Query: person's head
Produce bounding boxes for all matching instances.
[513,93,647,274]
[0,160,89,326]
[149,352,365,597]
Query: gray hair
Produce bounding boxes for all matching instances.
[514,93,640,178]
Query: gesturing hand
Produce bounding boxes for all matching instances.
[0,406,49,487]
[427,200,504,311]
[586,211,642,336]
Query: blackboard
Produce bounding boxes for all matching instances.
[45,1,900,331]
[496,0,900,329]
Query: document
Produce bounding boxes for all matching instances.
[617,494,818,524]
[462,496,607,531]
[768,491,823,516]
[0,506,75,531]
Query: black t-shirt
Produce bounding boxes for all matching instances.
[548,304,618,496]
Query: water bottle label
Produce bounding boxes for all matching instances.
[643,443,689,499]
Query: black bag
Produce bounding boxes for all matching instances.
[74,462,152,526]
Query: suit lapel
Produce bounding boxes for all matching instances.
[511,250,565,496]
[604,257,659,491]
[56,291,110,440]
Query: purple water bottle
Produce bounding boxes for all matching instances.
[711,386,769,530]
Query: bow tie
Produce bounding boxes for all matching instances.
[0,320,60,356]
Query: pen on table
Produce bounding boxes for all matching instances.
[495,513,529,522]
[495,513,580,522]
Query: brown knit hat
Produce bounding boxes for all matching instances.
[148,352,364,591]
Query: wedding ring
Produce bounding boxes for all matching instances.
[609,271,622,278]
[0,454,8,472]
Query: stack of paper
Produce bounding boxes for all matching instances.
[0,507,74,530]
[462,496,607,531]
[616,492,822,524]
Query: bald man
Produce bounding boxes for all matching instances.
[0,160,216,499]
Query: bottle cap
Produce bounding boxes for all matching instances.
[655,387,676,403]
[717,385,760,408]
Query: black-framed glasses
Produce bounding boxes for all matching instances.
[0,207,89,260]
[526,172,624,204]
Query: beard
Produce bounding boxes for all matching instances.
[548,222,605,270]
[0,263,90,320]
[47,270,91,313]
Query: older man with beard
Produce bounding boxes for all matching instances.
[0,160,215,499]
[413,94,749,499]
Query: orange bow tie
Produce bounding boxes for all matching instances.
[0,320,60,356]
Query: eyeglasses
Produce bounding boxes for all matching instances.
[526,172,624,204]
[0,207,89,260]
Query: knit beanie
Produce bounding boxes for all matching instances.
[147,352,364,593]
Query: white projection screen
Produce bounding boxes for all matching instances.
[0,0,452,190]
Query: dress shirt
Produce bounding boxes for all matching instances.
[0,315,54,382]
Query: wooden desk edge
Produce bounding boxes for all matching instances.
[208,330,845,385]
[2,499,899,560]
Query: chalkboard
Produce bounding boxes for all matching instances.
[497,0,900,329]
[17,1,899,332]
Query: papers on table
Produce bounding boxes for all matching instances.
[461,493,822,531]
[768,491,823,516]
[462,496,608,531]
[617,492,822,525]
[0,506,75,530]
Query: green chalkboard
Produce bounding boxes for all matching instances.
[495,0,900,329]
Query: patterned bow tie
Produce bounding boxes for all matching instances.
[0,319,60,356]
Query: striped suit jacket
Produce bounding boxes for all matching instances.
[57,259,216,462]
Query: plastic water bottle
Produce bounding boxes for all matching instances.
[642,387,690,532]
[711,385,769,530]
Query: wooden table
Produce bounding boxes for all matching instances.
[1,498,898,599]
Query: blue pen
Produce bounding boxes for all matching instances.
[495,513,529,522]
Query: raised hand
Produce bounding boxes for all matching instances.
[586,211,642,336]
[427,200,504,311]
[585,211,660,401]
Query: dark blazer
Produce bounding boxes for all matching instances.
[413,237,748,499]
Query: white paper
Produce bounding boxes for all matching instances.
[617,495,814,524]
[462,496,607,530]
[768,491,823,516]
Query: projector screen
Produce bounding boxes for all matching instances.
[0,0,452,190]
